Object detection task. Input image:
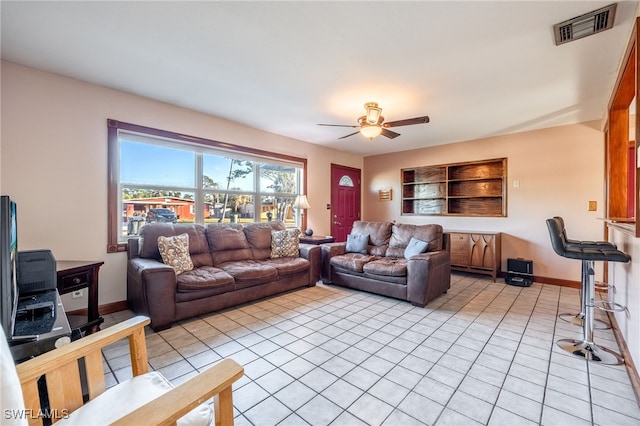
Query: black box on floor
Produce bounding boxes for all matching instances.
[505,258,533,287]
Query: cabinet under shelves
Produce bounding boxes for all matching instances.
[446,231,502,281]
[401,158,507,217]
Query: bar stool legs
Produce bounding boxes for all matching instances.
[547,217,630,365]
[556,260,624,365]
[558,261,610,330]
[553,216,617,330]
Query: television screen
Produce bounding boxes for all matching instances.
[0,195,19,339]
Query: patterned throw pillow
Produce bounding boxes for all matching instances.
[157,233,194,275]
[271,229,301,258]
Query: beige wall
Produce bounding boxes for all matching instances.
[364,121,606,283]
[0,61,362,310]
[608,225,640,375]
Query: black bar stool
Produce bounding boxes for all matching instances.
[546,218,630,364]
[554,216,616,330]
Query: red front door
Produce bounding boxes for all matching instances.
[331,164,361,242]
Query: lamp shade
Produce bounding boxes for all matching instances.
[293,195,311,209]
[360,125,382,139]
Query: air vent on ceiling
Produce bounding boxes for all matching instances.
[553,3,617,45]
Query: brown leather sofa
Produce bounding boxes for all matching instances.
[127,222,320,330]
[320,221,450,307]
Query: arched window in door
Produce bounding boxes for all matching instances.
[339,175,354,187]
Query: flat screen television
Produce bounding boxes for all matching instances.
[0,195,20,340]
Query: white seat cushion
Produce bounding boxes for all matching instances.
[57,371,212,425]
[0,328,27,426]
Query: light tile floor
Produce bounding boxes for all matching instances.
[101,273,640,425]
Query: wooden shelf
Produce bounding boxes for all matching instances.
[401,158,507,217]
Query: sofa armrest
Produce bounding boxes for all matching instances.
[128,238,140,259]
[299,244,321,285]
[406,249,451,307]
[320,242,346,283]
[127,257,177,331]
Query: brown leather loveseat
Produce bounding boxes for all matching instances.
[320,221,450,307]
[127,221,320,330]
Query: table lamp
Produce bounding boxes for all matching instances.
[293,195,312,235]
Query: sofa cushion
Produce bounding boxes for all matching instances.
[330,253,378,273]
[206,224,253,264]
[351,221,393,255]
[404,237,429,259]
[139,224,211,266]
[387,223,443,258]
[271,229,301,258]
[157,234,194,275]
[176,266,235,293]
[56,371,212,426]
[346,234,369,254]
[218,260,278,288]
[244,221,286,260]
[363,257,408,277]
[260,257,309,276]
[362,272,408,285]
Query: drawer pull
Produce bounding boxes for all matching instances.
[73,277,81,285]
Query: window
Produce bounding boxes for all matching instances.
[107,120,306,252]
[339,175,354,187]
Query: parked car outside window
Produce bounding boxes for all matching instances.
[146,208,177,223]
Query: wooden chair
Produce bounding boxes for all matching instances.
[1,316,243,425]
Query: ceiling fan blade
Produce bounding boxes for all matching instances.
[383,116,430,128]
[338,131,361,139]
[381,128,401,139]
[318,123,359,128]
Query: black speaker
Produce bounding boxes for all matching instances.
[505,258,533,287]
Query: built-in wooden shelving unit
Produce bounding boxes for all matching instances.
[401,158,507,217]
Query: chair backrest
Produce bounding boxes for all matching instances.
[553,216,569,240]
[16,317,150,425]
[2,317,244,426]
[546,217,568,257]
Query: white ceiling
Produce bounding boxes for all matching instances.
[1,1,637,156]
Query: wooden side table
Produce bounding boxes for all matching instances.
[57,260,104,335]
[299,236,335,245]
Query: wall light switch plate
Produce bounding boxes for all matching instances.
[588,201,597,211]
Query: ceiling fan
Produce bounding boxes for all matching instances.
[318,102,429,140]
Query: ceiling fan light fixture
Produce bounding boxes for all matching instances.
[364,102,382,125]
[360,125,382,139]
[318,102,429,140]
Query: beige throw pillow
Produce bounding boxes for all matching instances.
[271,229,301,258]
[157,233,194,275]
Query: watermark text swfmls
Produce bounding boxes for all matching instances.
[4,408,70,421]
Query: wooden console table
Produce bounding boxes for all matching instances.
[57,260,104,335]
[446,231,502,282]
